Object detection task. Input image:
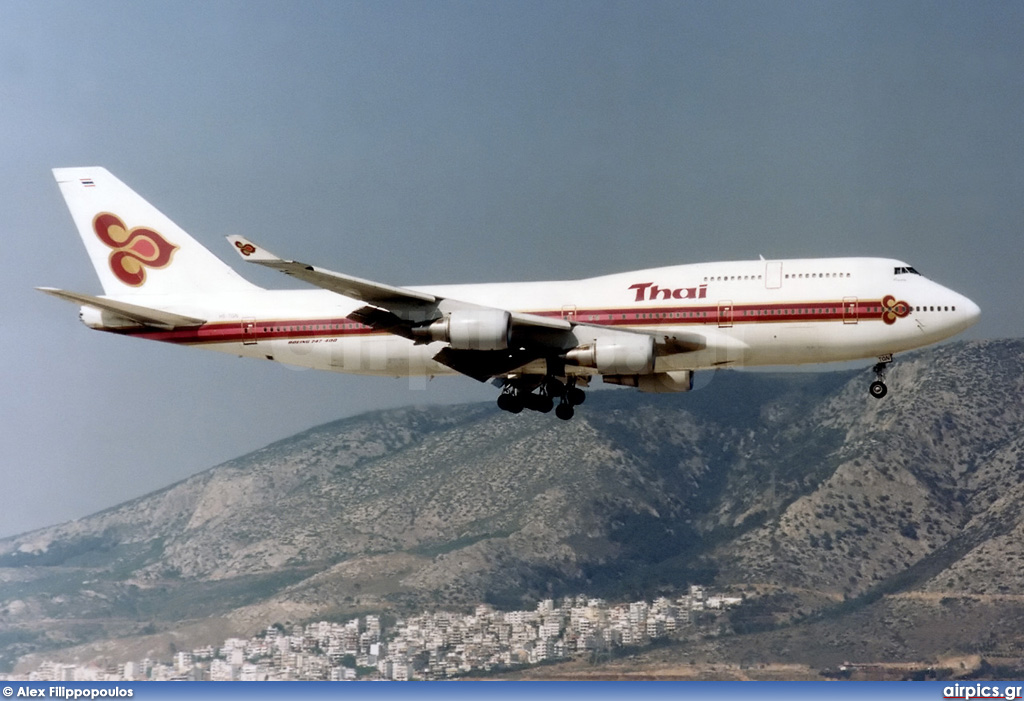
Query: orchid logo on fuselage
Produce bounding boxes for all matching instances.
[881,295,911,324]
[93,212,179,287]
[628,282,708,303]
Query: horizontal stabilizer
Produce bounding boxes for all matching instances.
[36,287,205,329]
[226,236,436,306]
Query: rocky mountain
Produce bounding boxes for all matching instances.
[2,339,1022,673]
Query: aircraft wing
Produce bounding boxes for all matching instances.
[227,236,572,331]
[226,237,704,381]
[226,236,436,306]
[37,287,205,329]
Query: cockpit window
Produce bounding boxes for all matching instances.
[894,266,921,275]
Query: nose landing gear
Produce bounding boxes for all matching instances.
[869,355,892,399]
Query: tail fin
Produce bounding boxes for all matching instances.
[53,167,260,296]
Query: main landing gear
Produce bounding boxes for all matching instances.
[497,377,586,420]
[869,354,892,399]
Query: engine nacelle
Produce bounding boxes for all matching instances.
[565,336,655,375]
[421,309,511,350]
[79,306,134,330]
[604,370,694,393]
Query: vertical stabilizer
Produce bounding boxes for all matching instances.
[53,167,260,296]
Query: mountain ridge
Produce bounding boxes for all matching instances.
[3,338,1023,673]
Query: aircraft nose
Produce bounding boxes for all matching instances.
[960,295,981,327]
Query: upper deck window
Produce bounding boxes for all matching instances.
[894,266,921,275]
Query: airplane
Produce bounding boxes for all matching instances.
[41,167,980,420]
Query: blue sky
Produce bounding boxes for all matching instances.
[1,0,1020,537]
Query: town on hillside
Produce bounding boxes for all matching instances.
[11,587,743,681]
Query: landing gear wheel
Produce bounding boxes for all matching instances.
[522,392,554,413]
[869,381,888,399]
[544,377,566,397]
[497,392,523,413]
[566,387,586,406]
[555,402,575,421]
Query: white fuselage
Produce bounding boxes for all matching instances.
[88,256,980,379]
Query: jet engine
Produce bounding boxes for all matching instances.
[418,309,511,350]
[604,370,694,393]
[78,306,133,330]
[565,336,655,375]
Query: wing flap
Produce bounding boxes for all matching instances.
[433,347,545,383]
[37,287,205,329]
[510,311,572,332]
[348,305,419,337]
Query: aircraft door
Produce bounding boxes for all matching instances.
[843,297,859,324]
[561,305,577,322]
[765,262,783,289]
[242,317,258,345]
[718,301,734,328]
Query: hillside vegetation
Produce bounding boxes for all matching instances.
[2,339,1022,673]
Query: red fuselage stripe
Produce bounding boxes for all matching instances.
[108,299,906,345]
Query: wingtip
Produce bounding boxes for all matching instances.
[226,235,280,262]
